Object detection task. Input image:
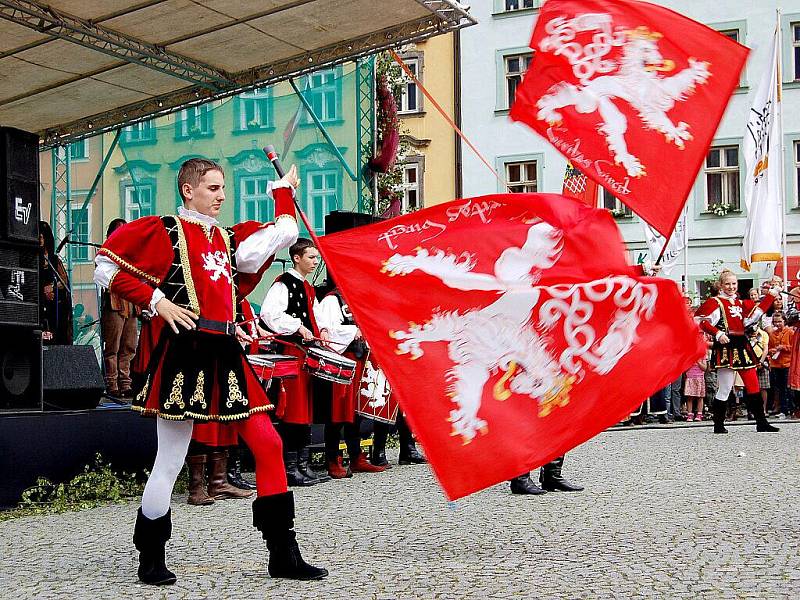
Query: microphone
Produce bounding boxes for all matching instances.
[263,145,286,178]
[272,258,289,264]
[55,234,69,254]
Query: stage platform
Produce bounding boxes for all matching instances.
[0,404,156,508]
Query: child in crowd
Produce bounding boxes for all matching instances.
[684,351,707,421]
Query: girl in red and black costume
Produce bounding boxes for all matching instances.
[695,269,780,434]
[94,159,327,586]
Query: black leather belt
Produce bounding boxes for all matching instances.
[196,317,236,336]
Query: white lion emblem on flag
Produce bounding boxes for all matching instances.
[535,15,710,178]
[381,220,659,443]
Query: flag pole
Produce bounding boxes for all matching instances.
[778,10,789,284]
[683,203,689,293]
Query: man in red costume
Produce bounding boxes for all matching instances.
[695,270,780,434]
[94,158,327,585]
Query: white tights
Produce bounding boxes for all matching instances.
[141,418,194,519]
[715,368,735,402]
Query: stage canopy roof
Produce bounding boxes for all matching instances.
[0,0,475,148]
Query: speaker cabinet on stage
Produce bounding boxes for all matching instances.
[324,211,385,235]
[0,128,39,244]
[0,242,39,327]
[42,345,105,411]
[0,326,42,411]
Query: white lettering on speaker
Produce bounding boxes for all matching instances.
[14,196,31,225]
[8,270,24,301]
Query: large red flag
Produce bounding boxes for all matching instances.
[509,0,748,237]
[318,194,704,500]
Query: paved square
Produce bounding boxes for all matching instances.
[1,423,798,599]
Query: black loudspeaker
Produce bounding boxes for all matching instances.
[0,128,39,244]
[0,326,42,410]
[42,345,105,411]
[324,210,384,235]
[0,242,39,327]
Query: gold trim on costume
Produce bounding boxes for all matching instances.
[98,248,160,284]
[174,219,200,314]
[177,214,214,242]
[219,228,237,312]
[226,370,248,408]
[131,404,274,421]
[136,376,151,404]
[164,372,186,410]
[274,214,297,224]
[189,372,207,409]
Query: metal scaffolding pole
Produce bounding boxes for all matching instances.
[356,55,376,214]
[50,144,72,274]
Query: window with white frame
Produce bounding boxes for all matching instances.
[123,183,154,221]
[705,145,740,212]
[505,160,537,193]
[177,105,212,137]
[123,120,155,143]
[504,53,532,108]
[503,0,542,11]
[398,163,422,211]
[307,170,338,233]
[238,87,273,130]
[399,57,422,114]
[68,201,91,263]
[602,189,632,217]
[240,175,274,222]
[794,24,800,81]
[720,29,739,43]
[305,70,338,123]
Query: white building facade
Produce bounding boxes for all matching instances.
[459,0,800,296]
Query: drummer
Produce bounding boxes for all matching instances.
[260,238,330,486]
[317,279,386,478]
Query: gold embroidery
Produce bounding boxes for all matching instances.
[164,372,185,410]
[132,404,273,420]
[226,371,248,408]
[732,349,741,365]
[177,214,214,241]
[219,228,236,313]
[136,376,150,403]
[98,249,160,284]
[189,372,207,409]
[174,219,201,315]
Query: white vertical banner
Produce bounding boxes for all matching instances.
[643,210,686,276]
[741,26,783,270]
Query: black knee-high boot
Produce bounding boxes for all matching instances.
[745,393,779,432]
[712,399,728,434]
[252,492,329,580]
[539,455,584,492]
[133,508,177,586]
[371,421,390,467]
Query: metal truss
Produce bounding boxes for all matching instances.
[39,10,477,148]
[50,144,72,273]
[413,0,478,27]
[356,55,376,214]
[0,0,234,90]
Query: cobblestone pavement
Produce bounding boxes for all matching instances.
[2,422,799,600]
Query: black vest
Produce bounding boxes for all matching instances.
[276,272,314,332]
[158,216,240,318]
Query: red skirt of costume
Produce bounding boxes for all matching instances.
[330,352,366,424]
[133,327,273,422]
[274,343,313,424]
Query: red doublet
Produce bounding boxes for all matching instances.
[696,294,774,374]
[330,352,366,424]
[99,211,287,422]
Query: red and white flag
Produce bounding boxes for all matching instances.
[562,161,598,207]
[318,194,704,499]
[510,0,748,238]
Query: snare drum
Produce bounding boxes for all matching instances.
[246,355,275,381]
[304,346,356,384]
[259,354,300,379]
[356,357,399,424]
